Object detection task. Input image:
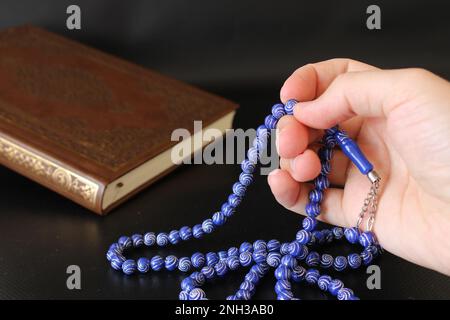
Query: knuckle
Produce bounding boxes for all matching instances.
[404,67,432,83]
[327,57,353,65]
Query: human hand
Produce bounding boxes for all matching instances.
[267,58,450,276]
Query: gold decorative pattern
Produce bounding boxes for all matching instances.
[0,136,99,206]
[0,27,236,172]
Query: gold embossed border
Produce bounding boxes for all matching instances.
[0,136,99,206]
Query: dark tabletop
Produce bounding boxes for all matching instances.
[0,0,449,300]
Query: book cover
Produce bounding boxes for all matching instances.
[0,26,237,214]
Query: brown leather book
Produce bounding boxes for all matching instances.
[0,26,238,215]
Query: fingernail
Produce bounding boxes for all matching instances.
[294,101,313,117]
[293,102,302,117]
[275,127,285,151]
[290,157,297,172]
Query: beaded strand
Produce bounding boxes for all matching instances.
[106,99,382,300]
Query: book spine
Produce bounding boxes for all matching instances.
[0,133,104,214]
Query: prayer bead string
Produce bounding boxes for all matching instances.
[106,99,382,300]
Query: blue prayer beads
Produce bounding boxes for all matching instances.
[239,251,253,267]
[192,224,204,239]
[284,99,296,115]
[267,239,280,252]
[118,236,132,249]
[239,173,253,186]
[137,257,150,273]
[329,279,344,296]
[227,255,240,270]
[271,103,286,119]
[165,255,178,271]
[318,275,332,291]
[201,266,215,279]
[201,219,214,234]
[191,252,205,268]
[106,99,382,300]
[348,253,362,269]
[206,252,219,266]
[178,257,192,272]
[168,230,180,244]
[132,234,144,247]
[320,254,334,269]
[334,256,348,271]
[156,232,169,246]
[344,227,360,244]
[232,182,246,197]
[267,252,281,267]
[150,256,164,271]
[122,259,136,275]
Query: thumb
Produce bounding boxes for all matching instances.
[294,68,427,129]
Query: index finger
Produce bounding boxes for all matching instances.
[280,58,378,103]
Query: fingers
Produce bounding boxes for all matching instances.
[280,58,378,103]
[268,169,349,227]
[275,115,322,184]
[280,149,351,187]
[276,115,363,186]
[279,150,322,182]
[280,63,319,103]
[276,114,363,157]
[294,68,425,129]
[276,116,362,186]
[276,115,319,159]
[268,169,302,208]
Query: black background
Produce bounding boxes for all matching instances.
[0,0,449,299]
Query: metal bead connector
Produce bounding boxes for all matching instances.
[367,170,381,184]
